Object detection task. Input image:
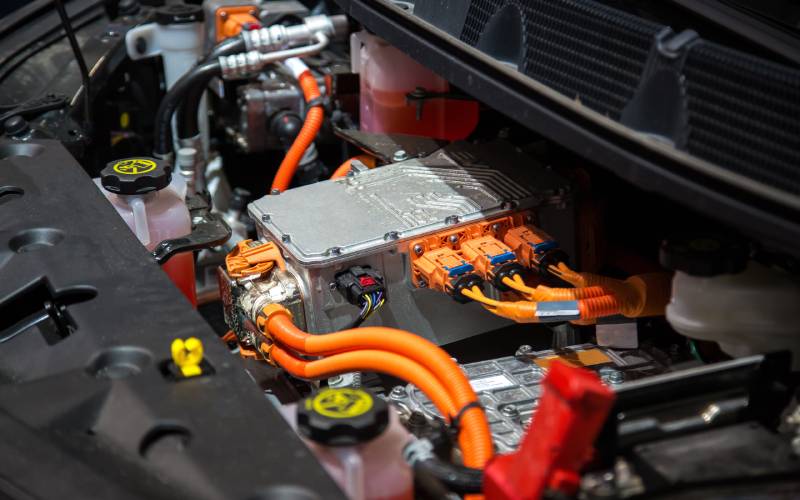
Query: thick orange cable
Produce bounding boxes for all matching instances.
[504,275,609,301]
[271,70,323,193]
[330,154,375,179]
[550,263,672,317]
[262,311,493,469]
[463,287,622,322]
[272,346,457,420]
[578,295,621,319]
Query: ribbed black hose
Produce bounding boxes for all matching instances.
[175,37,247,142]
[414,459,483,494]
[153,60,221,156]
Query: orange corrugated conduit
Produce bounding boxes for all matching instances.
[271,345,457,419]
[271,67,324,193]
[549,262,672,318]
[461,286,621,323]
[259,305,493,469]
[502,274,609,301]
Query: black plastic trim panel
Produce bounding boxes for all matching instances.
[0,140,343,500]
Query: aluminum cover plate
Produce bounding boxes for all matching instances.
[249,142,567,265]
[390,344,667,452]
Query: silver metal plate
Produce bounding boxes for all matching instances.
[390,344,668,452]
[249,142,567,265]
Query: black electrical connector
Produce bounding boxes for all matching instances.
[335,266,386,306]
[335,266,387,329]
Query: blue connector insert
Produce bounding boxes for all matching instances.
[445,262,474,277]
[489,251,517,266]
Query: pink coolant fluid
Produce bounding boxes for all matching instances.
[97,157,196,306]
[354,32,479,141]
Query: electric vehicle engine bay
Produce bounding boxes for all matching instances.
[1,0,800,499]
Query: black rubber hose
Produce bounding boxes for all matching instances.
[175,37,247,142]
[153,60,221,156]
[414,458,483,495]
[207,36,246,61]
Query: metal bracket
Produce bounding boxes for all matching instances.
[152,193,231,265]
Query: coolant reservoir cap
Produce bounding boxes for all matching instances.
[101,157,171,195]
[155,4,204,25]
[297,388,389,446]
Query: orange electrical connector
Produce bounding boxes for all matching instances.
[225,239,286,278]
[215,5,260,42]
[460,235,525,290]
[504,225,566,272]
[412,246,483,301]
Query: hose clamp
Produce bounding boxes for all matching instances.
[219,51,261,80]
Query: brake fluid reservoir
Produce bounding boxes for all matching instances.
[292,388,412,500]
[99,157,196,306]
[354,32,478,140]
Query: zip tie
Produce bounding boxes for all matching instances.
[449,400,484,437]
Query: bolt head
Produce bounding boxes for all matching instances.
[491,223,500,232]
[501,404,519,417]
[390,386,407,399]
[417,279,427,288]
[413,244,423,255]
[261,214,271,222]
[515,345,533,357]
[392,150,409,162]
[448,234,459,244]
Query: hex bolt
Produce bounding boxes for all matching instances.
[608,371,625,384]
[328,375,343,386]
[501,404,519,418]
[384,231,399,241]
[515,345,533,357]
[270,188,281,195]
[327,247,342,256]
[390,386,407,399]
[329,282,337,291]
[445,215,460,225]
[392,149,409,162]
[413,244,424,255]
[261,214,271,222]
[599,367,624,384]
[281,234,291,243]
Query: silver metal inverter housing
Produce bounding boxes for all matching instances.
[247,142,573,344]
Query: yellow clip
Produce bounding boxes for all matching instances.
[171,337,204,378]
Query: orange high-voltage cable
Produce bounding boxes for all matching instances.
[271,64,323,193]
[258,305,493,469]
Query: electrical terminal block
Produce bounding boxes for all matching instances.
[460,235,526,291]
[412,246,484,303]
[503,225,568,275]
